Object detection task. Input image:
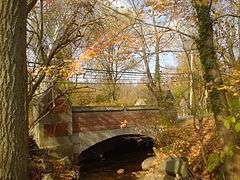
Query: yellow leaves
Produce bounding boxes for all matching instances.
[120,120,128,128]
[145,0,157,7]
[116,168,125,174]
[59,60,81,79]
[79,49,97,61]
[221,68,240,97]
[200,0,209,6]
[233,92,239,96]
[29,58,81,81]
[194,0,209,6]
[145,0,171,11]
[194,0,219,6]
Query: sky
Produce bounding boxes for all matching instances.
[110,0,179,72]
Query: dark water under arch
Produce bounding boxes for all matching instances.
[78,134,154,180]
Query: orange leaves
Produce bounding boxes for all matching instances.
[79,33,136,62]
[80,49,98,61]
[62,60,81,78]
[44,0,54,5]
[29,58,81,81]
[140,117,218,177]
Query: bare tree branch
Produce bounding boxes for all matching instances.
[27,0,38,13]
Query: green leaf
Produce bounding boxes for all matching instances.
[224,116,236,129]
[224,145,234,157]
[207,152,221,172]
[224,120,230,129]
[220,151,225,163]
[235,122,240,132]
[230,116,236,123]
[226,116,236,123]
[229,99,240,112]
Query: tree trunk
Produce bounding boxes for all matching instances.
[139,24,177,123]
[193,1,240,178]
[0,0,29,179]
[193,2,229,121]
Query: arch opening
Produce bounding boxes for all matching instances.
[78,134,154,171]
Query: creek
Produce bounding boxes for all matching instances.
[78,135,154,180]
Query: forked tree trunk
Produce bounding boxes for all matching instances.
[0,0,29,179]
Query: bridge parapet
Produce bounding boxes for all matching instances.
[71,106,160,155]
[32,104,160,158]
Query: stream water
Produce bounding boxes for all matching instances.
[79,151,153,180]
[78,136,154,180]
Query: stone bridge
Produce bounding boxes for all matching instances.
[32,105,160,158]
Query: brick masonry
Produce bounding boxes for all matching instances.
[44,122,71,137]
[72,110,159,133]
[43,110,159,137]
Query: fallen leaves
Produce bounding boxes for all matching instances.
[137,116,220,179]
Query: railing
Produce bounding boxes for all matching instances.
[72,106,160,113]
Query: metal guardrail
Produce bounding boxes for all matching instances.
[72,106,160,113]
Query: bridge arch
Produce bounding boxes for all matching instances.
[71,107,160,155]
[78,134,154,165]
[72,126,155,154]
